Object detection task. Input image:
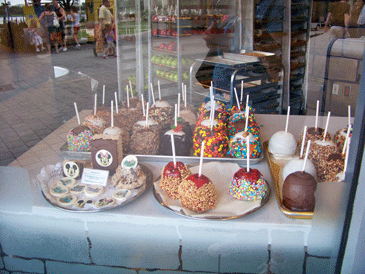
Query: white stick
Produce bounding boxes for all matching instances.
[158,80,161,101]
[315,100,319,129]
[178,93,181,117]
[344,139,350,173]
[111,100,114,127]
[302,140,311,172]
[174,104,177,127]
[181,83,184,101]
[246,94,249,109]
[184,85,187,108]
[171,134,176,167]
[245,103,249,131]
[240,80,244,102]
[94,93,97,116]
[210,83,213,103]
[198,141,205,177]
[285,106,290,133]
[323,111,331,142]
[342,124,352,155]
[300,126,308,158]
[234,88,240,110]
[102,85,105,105]
[74,102,80,125]
[145,103,149,128]
[246,135,250,172]
[114,92,118,114]
[348,105,351,127]
[129,80,133,98]
[210,100,215,129]
[141,94,145,116]
[126,85,130,108]
[150,83,156,105]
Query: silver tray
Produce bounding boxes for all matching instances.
[37,162,153,212]
[153,162,270,220]
[60,143,264,166]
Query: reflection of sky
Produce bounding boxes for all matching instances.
[8,0,85,6]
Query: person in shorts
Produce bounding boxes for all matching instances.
[324,0,352,40]
[53,0,67,51]
[103,24,116,58]
[39,3,58,53]
[71,6,81,48]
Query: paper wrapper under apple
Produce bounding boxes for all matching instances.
[154,162,268,218]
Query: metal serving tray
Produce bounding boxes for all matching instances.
[60,142,264,166]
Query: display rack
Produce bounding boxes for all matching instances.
[288,0,311,114]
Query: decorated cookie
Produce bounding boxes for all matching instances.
[85,185,105,197]
[57,177,76,188]
[63,160,84,179]
[57,194,77,206]
[69,183,86,194]
[112,189,132,201]
[50,184,69,197]
[75,199,94,209]
[95,197,116,208]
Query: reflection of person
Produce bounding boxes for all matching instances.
[324,0,351,39]
[39,3,57,54]
[25,0,47,38]
[71,6,81,49]
[349,0,364,37]
[53,0,67,52]
[196,12,238,94]
[357,1,365,37]
[99,0,114,27]
[103,24,116,58]
[28,18,45,52]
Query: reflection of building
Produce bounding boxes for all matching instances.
[85,0,115,22]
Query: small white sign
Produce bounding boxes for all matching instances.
[81,168,109,187]
[332,84,339,95]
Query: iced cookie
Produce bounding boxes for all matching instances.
[112,189,132,201]
[62,160,84,179]
[57,194,77,207]
[95,197,116,208]
[57,177,76,188]
[69,183,86,194]
[75,199,94,209]
[85,185,105,197]
[50,184,69,197]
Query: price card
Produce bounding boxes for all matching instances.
[81,168,109,187]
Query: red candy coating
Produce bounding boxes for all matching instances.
[234,168,261,182]
[163,161,185,179]
[187,173,210,188]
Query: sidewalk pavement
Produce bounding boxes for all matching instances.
[0,43,121,166]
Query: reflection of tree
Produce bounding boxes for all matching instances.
[117,0,135,9]
[57,0,74,11]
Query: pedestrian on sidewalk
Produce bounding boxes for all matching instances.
[28,18,45,52]
[103,24,116,58]
[71,6,81,49]
[324,0,352,40]
[53,0,67,52]
[39,3,58,54]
